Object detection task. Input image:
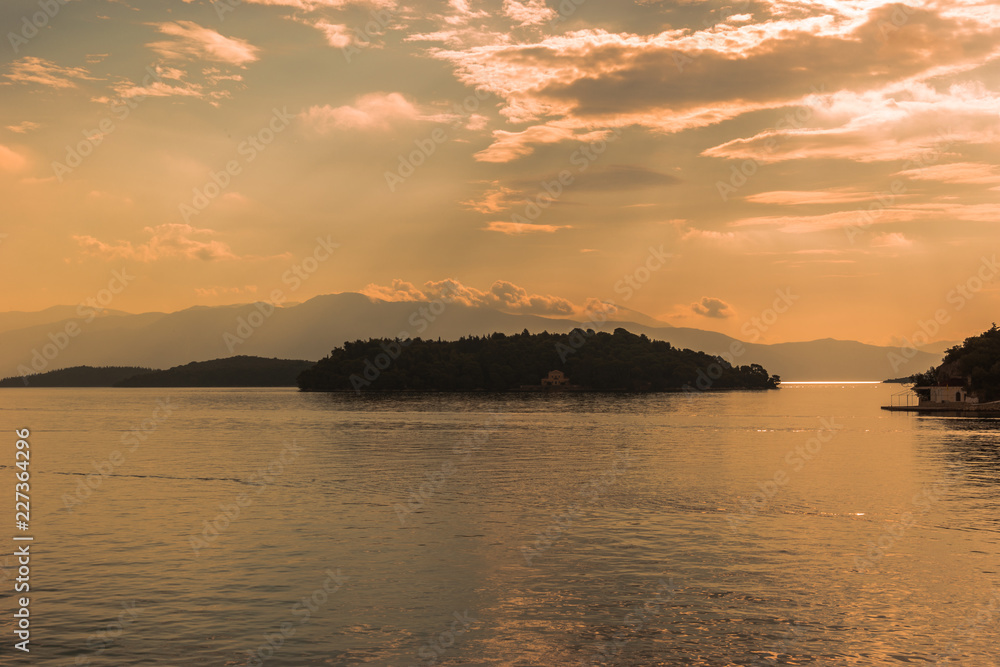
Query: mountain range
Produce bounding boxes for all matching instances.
[0,293,943,381]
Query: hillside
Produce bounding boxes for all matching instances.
[914,325,1000,402]
[298,328,779,392]
[116,356,315,387]
[0,365,153,387]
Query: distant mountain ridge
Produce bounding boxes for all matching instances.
[0,293,943,381]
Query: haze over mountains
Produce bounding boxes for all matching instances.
[0,293,943,382]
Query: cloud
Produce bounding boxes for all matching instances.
[194,285,259,297]
[475,125,612,162]
[485,221,570,234]
[502,0,556,26]
[730,202,1000,233]
[361,277,576,315]
[871,232,913,248]
[4,57,96,89]
[239,0,395,8]
[73,224,240,262]
[0,145,27,172]
[703,84,1000,164]
[745,189,875,205]
[105,64,243,102]
[6,121,41,134]
[691,296,735,319]
[463,181,523,213]
[431,3,1000,161]
[896,162,1000,186]
[301,92,453,132]
[148,21,260,66]
[313,21,356,48]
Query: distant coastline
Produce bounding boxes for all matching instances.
[1,329,782,393]
[1,356,313,388]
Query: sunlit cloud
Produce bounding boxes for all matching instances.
[745,189,875,205]
[148,21,260,66]
[502,0,556,26]
[897,162,1000,186]
[0,145,27,172]
[301,92,454,132]
[463,182,523,213]
[871,232,914,248]
[484,221,570,234]
[475,125,612,162]
[238,0,396,8]
[73,224,240,262]
[691,296,736,319]
[4,57,97,89]
[6,121,41,134]
[362,277,576,315]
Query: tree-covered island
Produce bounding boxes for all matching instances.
[297,328,780,393]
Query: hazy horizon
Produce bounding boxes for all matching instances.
[2,0,999,347]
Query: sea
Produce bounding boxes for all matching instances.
[1,383,998,665]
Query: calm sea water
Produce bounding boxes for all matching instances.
[1,384,999,666]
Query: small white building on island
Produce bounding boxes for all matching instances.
[541,370,569,387]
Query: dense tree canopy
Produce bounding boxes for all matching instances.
[915,324,1000,402]
[297,328,780,392]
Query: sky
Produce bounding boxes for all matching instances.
[1,0,998,345]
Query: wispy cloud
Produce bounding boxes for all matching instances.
[475,125,612,162]
[4,57,96,89]
[484,221,570,234]
[301,92,453,132]
[897,162,1000,186]
[148,21,260,66]
[6,121,41,134]
[73,224,239,262]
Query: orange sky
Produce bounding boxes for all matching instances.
[1,0,999,345]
